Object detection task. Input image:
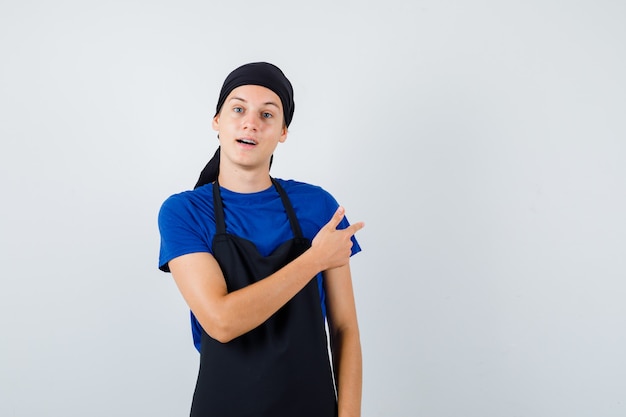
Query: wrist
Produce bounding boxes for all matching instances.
[299,246,325,275]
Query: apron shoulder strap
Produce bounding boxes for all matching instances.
[271,178,304,240]
[212,181,226,234]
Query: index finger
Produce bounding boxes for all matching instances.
[344,221,365,237]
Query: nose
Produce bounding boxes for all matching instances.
[242,113,260,130]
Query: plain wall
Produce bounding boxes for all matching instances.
[1,1,625,416]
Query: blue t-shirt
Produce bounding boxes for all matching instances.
[158,178,361,351]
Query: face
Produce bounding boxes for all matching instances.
[213,84,287,173]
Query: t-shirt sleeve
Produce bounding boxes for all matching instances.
[321,189,362,257]
[158,194,212,272]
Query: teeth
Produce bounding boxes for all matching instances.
[239,139,256,145]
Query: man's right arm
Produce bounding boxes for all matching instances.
[169,206,364,343]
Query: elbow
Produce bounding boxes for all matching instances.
[201,312,238,344]
[209,329,236,344]
[330,323,361,347]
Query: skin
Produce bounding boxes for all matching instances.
[169,84,364,417]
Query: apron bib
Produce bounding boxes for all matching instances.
[190,179,337,417]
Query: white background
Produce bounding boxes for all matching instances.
[1,1,625,416]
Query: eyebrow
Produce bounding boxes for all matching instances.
[229,96,280,109]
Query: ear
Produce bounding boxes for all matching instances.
[212,114,220,131]
[278,125,288,143]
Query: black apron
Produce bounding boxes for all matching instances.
[190,179,337,417]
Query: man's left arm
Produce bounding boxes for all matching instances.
[324,263,362,417]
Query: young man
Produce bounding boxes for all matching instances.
[158,62,364,417]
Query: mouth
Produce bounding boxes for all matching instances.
[236,138,257,146]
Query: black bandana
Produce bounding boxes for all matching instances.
[215,62,295,127]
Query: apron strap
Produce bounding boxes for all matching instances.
[271,178,304,239]
[212,181,226,234]
[212,178,304,239]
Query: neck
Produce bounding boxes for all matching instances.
[217,166,272,193]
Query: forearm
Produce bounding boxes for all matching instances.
[212,248,323,341]
[172,247,327,343]
[332,326,363,417]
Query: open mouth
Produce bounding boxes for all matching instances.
[237,138,257,146]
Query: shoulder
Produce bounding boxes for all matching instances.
[274,178,337,204]
[160,184,213,210]
[158,185,214,227]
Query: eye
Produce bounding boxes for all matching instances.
[262,112,273,119]
[233,107,243,113]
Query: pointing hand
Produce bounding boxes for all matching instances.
[311,207,364,271]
